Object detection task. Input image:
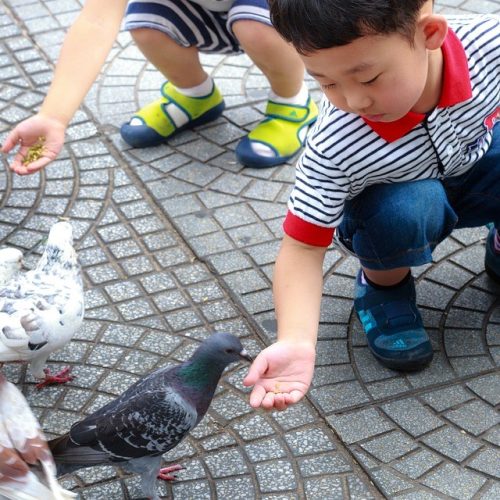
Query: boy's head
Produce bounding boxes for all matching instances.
[268,0,430,54]
[268,1,447,123]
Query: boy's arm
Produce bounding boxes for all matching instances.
[244,234,327,410]
[1,0,128,174]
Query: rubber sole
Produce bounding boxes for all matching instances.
[371,350,434,372]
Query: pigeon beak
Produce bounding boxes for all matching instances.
[239,349,253,362]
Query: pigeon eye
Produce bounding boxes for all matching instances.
[224,348,233,354]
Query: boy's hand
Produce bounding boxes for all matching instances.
[1,114,66,175]
[243,340,315,411]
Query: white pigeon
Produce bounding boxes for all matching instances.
[0,372,77,500]
[0,248,23,286]
[0,221,84,388]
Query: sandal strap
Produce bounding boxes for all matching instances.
[265,99,312,123]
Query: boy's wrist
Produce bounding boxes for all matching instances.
[276,330,317,347]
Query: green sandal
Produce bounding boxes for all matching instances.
[120,81,225,148]
[235,96,318,167]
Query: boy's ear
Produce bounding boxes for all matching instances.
[419,14,448,50]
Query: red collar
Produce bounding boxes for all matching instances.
[363,28,472,142]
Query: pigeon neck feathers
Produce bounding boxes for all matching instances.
[36,244,79,275]
[176,347,229,394]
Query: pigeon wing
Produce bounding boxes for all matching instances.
[70,388,198,463]
[0,284,83,363]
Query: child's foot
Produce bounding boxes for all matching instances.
[120,81,225,148]
[354,270,433,371]
[235,96,318,168]
[484,224,500,283]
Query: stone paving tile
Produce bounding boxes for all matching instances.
[1,0,499,499]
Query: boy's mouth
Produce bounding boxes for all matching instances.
[363,113,385,122]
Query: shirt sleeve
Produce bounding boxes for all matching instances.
[283,210,335,247]
[284,106,350,246]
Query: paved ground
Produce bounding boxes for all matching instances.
[1,1,499,499]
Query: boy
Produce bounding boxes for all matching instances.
[2,0,317,172]
[244,0,499,411]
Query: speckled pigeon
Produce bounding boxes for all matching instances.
[0,221,84,388]
[0,372,76,499]
[48,332,252,500]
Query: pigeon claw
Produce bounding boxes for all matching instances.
[36,366,74,389]
[157,464,184,481]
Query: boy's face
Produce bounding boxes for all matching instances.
[302,31,438,122]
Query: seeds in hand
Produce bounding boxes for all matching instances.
[23,137,46,165]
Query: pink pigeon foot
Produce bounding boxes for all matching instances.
[157,464,183,481]
[36,366,74,389]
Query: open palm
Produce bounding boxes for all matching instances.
[244,340,316,411]
[1,114,65,175]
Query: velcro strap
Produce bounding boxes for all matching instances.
[265,100,309,122]
[381,300,416,328]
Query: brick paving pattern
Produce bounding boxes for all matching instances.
[0,0,499,498]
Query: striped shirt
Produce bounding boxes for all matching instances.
[284,15,500,247]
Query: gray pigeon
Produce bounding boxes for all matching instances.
[48,332,252,500]
[0,221,84,388]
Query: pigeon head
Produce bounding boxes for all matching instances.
[177,332,252,390]
[194,332,252,366]
[47,221,74,248]
[0,247,23,285]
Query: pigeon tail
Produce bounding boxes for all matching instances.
[49,434,112,476]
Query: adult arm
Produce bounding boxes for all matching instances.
[1,0,129,174]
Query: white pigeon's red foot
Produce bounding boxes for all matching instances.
[157,464,183,481]
[36,367,74,389]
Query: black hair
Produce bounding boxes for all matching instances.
[268,0,430,54]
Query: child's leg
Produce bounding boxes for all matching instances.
[337,179,458,371]
[231,20,304,99]
[228,1,318,167]
[130,29,207,88]
[120,0,233,147]
[444,122,500,281]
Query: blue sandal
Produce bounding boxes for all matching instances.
[235,96,318,168]
[120,81,225,148]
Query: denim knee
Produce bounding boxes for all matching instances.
[338,179,458,270]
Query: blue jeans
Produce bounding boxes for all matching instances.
[337,124,500,270]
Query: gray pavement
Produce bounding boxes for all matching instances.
[1,0,499,498]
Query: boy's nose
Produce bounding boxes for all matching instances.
[345,92,372,114]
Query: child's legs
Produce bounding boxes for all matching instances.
[230,19,304,97]
[124,0,240,87]
[337,179,458,281]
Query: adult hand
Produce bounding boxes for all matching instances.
[243,340,315,411]
[1,114,66,175]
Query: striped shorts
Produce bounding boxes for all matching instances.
[123,0,271,54]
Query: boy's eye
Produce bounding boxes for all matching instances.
[321,83,336,90]
[361,74,380,85]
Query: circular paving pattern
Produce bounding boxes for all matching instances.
[1,1,499,498]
